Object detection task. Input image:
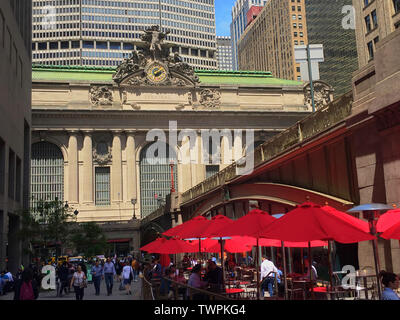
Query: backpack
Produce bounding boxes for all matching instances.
[20,281,34,300]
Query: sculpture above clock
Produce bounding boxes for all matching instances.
[113,25,199,87]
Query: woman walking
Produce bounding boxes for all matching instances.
[122,262,134,295]
[70,265,87,300]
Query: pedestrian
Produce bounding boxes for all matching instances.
[122,262,134,295]
[260,255,279,299]
[57,262,69,297]
[131,257,139,282]
[70,265,87,300]
[91,260,104,296]
[187,264,208,300]
[14,268,39,300]
[204,260,224,293]
[103,257,116,296]
[380,270,400,300]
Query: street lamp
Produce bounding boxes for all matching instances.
[131,198,137,220]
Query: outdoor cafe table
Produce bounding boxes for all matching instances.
[223,288,245,298]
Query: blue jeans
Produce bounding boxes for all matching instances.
[93,276,101,295]
[261,277,275,297]
[104,273,114,294]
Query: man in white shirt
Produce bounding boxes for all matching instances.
[260,256,279,298]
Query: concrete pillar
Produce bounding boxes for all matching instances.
[68,131,79,204]
[126,131,137,211]
[82,131,94,203]
[112,131,123,202]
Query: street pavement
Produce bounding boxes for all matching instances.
[0,277,142,301]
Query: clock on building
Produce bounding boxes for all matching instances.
[146,62,168,84]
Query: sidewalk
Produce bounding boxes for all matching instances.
[0,277,142,301]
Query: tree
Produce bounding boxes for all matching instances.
[70,222,109,258]
[19,197,76,263]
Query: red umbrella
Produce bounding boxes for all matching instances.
[260,202,375,243]
[160,254,171,268]
[163,215,210,239]
[377,208,400,233]
[380,220,400,240]
[201,209,276,299]
[140,238,198,254]
[260,202,376,297]
[190,237,253,253]
[203,209,276,238]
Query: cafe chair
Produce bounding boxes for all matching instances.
[287,278,306,300]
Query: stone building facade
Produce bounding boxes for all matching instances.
[31,27,313,255]
[0,1,32,273]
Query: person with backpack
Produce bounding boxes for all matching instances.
[14,268,39,300]
[122,262,134,295]
[57,262,69,297]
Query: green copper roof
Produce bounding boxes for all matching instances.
[32,64,304,87]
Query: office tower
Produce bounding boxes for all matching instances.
[353,0,400,68]
[216,36,233,70]
[32,0,217,70]
[238,0,359,97]
[230,0,267,70]
[0,0,32,273]
[305,0,358,97]
[238,0,308,81]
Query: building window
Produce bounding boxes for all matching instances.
[371,10,378,28]
[365,15,371,32]
[394,0,400,13]
[31,142,64,209]
[95,167,110,206]
[0,138,5,195]
[8,149,15,200]
[206,165,220,179]
[367,41,374,60]
[139,142,177,218]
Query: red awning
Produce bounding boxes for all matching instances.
[107,239,131,243]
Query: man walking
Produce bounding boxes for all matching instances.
[57,262,69,297]
[260,255,279,299]
[91,260,104,296]
[103,257,116,296]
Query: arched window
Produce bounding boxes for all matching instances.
[30,142,64,209]
[139,142,177,218]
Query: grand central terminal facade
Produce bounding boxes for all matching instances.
[30,27,331,255]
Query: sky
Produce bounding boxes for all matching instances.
[215,0,236,36]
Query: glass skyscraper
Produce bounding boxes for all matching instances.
[32,0,217,70]
[216,36,233,70]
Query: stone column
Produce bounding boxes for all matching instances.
[68,131,79,204]
[126,131,137,203]
[82,131,94,203]
[112,131,123,202]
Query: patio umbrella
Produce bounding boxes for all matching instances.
[379,213,400,239]
[163,215,211,261]
[377,208,400,233]
[203,208,277,300]
[191,236,254,253]
[260,202,376,297]
[140,237,198,254]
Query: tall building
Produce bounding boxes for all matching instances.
[238,0,308,81]
[350,0,400,273]
[32,0,217,70]
[353,0,400,68]
[0,0,32,273]
[238,0,359,97]
[305,0,358,96]
[230,0,267,70]
[216,36,233,70]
